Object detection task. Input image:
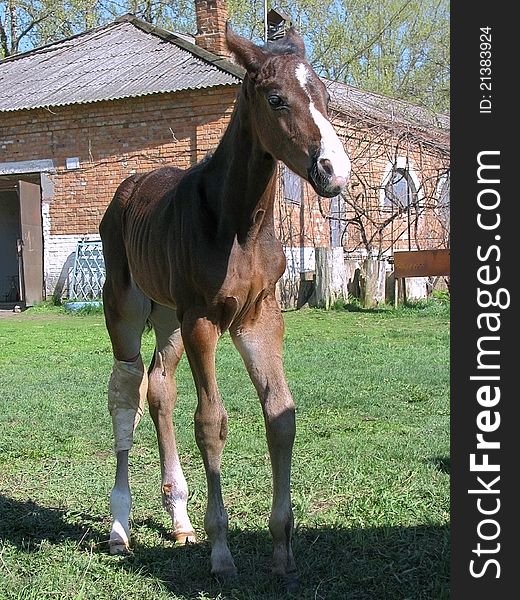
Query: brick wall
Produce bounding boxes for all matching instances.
[1,86,237,238]
[317,117,449,256]
[272,114,449,257]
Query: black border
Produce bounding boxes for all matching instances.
[451,3,515,597]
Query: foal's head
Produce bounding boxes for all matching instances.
[226,26,351,198]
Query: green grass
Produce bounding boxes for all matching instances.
[0,302,449,599]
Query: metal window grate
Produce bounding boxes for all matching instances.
[69,238,105,300]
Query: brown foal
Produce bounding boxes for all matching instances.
[99,26,351,588]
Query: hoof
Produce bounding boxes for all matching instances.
[273,570,300,594]
[174,530,197,545]
[212,568,238,586]
[109,540,131,555]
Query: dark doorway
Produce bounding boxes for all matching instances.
[0,189,21,303]
[0,174,43,307]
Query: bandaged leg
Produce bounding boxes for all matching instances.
[108,357,148,453]
[108,357,148,553]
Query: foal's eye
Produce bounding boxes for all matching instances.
[267,95,285,109]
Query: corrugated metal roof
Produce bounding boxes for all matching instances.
[0,15,242,113]
[326,79,449,149]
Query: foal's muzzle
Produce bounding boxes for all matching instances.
[308,158,348,198]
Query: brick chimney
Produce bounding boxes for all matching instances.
[194,0,230,57]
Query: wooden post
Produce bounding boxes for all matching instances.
[314,247,347,309]
[360,258,386,308]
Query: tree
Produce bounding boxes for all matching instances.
[230,0,449,112]
[1,0,50,56]
[0,1,195,57]
[1,1,103,57]
[272,0,449,112]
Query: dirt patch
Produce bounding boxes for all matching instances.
[0,308,23,318]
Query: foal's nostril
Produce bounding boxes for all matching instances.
[319,158,334,177]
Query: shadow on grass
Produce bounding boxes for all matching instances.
[336,303,388,314]
[334,299,449,314]
[0,494,108,552]
[0,494,449,600]
[428,456,451,474]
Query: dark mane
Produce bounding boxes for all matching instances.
[262,29,305,58]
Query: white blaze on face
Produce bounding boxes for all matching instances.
[295,63,351,181]
[309,102,351,179]
[295,63,310,88]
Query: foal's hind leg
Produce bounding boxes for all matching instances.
[103,281,151,554]
[182,309,236,580]
[147,304,195,544]
[231,294,298,589]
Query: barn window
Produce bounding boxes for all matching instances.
[436,171,450,225]
[282,166,303,204]
[380,158,422,211]
[383,167,417,209]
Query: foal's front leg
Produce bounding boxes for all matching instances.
[231,295,298,589]
[107,354,148,553]
[181,310,236,580]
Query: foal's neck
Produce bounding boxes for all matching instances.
[203,86,277,244]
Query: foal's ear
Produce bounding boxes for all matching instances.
[226,23,266,74]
